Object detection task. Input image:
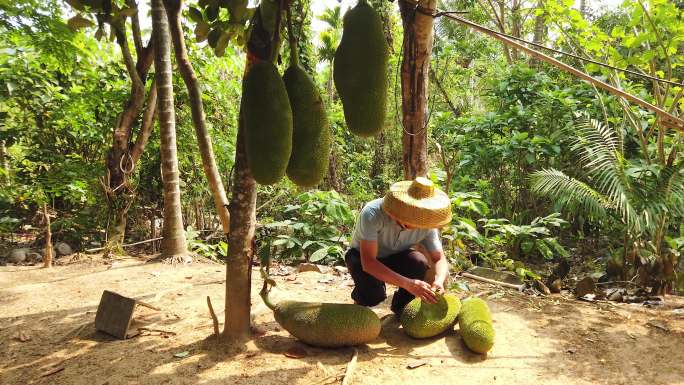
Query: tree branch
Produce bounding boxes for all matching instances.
[130,78,157,165]
[127,0,144,55]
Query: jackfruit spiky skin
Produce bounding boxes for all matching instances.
[400,293,461,339]
[242,61,293,185]
[460,320,495,354]
[283,64,331,187]
[333,0,388,137]
[458,297,495,354]
[273,301,381,347]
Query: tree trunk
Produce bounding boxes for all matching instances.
[107,204,130,252]
[370,130,385,179]
[164,0,231,235]
[224,123,255,344]
[325,141,343,191]
[325,59,341,191]
[529,1,546,67]
[103,26,155,252]
[149,208,157,254]
[399,0,435,179]
[0,140,8,185]
[43,203,53,268]
[326,60,335,102]
[220,1,285,345]
[580,0,589,18]
[152,0,188,259]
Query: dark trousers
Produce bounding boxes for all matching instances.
[344,248,430,314]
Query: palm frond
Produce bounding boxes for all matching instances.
[530,168,612,220]
[566,116,642,232]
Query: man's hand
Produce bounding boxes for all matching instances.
[431,281,445,295]
[405,279,437,303]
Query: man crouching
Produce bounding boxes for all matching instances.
[345,177,452,314]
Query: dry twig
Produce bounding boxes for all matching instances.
[207,296,220,342]
[341,348,358,385]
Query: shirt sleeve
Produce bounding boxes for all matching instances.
[420,229,443,253]
[354,205,381,242]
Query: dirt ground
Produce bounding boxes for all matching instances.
[1,255,683,385]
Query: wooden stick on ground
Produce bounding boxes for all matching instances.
[206,296,220,342]
[461,272,525,291]
[84,237,164,253]
[341,348,358,385]
[136,300,161,311]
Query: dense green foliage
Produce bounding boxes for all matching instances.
[0,0,682,294]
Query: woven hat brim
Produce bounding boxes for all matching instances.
[382,181,452,229]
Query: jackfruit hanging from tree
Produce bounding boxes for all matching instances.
[283,10,331,187]
[400,293,461,339]
[333,0,389,137]
[458,297,495,354]
[242,61,293,185]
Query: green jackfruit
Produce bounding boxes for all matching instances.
[333,0,388,137]
[262,292,381,347]
[283,64,331,187]
[458,297,495,354]
[242,61,293,185]
[400,293,461,339]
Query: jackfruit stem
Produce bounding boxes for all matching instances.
[285,2,299,67]
[260,281,278,311]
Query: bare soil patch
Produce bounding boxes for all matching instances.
[1,255,683,385]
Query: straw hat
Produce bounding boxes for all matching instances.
[382,177,452,229]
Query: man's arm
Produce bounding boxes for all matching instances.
[429,250,449,293]
[421,229,449,293]
[359,239,437,303]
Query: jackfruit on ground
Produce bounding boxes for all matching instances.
[458,297,495,354]
[400,293,461,339]
[242,61,293,184]
[333,0,388,137]
[283,64,331,187]
[261,292,381,347]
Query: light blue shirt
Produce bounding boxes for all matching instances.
[351,198,443,258]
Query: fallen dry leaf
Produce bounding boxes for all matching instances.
[406,359,427,369]
[284,346,307,359]
[13,331,31,342]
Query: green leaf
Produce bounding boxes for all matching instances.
[207,27,222,48]
[206,5,219,21]
[309,247,328,262]
[195,22,210,42]
[67,15,94,32]
[214,32,230,56]
[188,7,204,23]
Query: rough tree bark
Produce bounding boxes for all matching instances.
[42,203,53,268]
[164,0,231,235]
[220,2,285,345]
[152,0,188,259]
[399,0,436,179]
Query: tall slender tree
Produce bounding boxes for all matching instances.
[163,0,231,236]
[317,5,342,191]
[151,0,188,259]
